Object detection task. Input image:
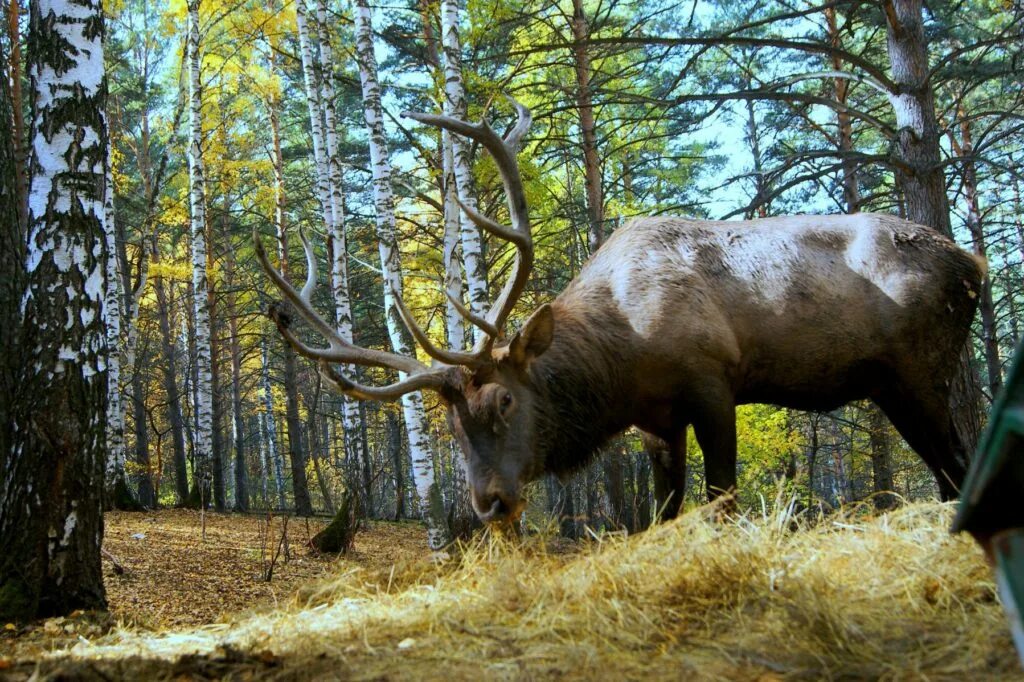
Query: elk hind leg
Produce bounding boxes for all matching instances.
[873,390,967,501]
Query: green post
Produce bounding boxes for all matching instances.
[953,339,1024,665]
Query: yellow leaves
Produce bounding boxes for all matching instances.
[158,196,190,232]
[149,260,193,281]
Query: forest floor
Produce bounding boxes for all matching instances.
[2,502,1023,681]
[1,510,427,662]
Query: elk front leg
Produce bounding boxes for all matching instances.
[645,430,687,522]
[691,385,738,511]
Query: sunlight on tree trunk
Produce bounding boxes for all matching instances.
[355,0,449,549]
[0,0,108,621]
[187,0,214,507]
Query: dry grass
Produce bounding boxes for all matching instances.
[34,498,1020,680]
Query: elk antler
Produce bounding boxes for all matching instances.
[402,97,534,362]
[255,98,534,402]
[253,227,452,398]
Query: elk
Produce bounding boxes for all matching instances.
[256,100,983,524]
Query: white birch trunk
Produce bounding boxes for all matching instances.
[13,0,109,608]
[257,414,269,504]
[442,133,465,351]
[187,0,213,498]
[294,1,333,239]
[310,0,365,481]
[103,151,128,497]
[354,0,448,549]
[441,0,487,335]
[261,341,286,509]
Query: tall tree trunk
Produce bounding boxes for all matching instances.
[256,414,269,506]
[282,346,312,515]
[301,0,367,505]
[264,67,312,517]
[102,151,139,510]
[419,0,465,354]
[825,7,860,213]
[306,388,334,513]
[440,0,486,331]
[152,262,189,503]
[261,340,287,509]
[7,0,26,234]
[948,108,1001,397]
[118,232,151,508]
[354,0,449,549]
[579,466,592,526]
[209,282,226,510]
[560,477,578,538]
[742,85,769,219]
[883,0,982,460]
[868,408,897,510]
[0,63,26,611]
[229,337,248,511]
[223,231,248,512]
[388,410,405,520]
[186,0,213,506]
[130,343,155,508]
[805,415,820,508]
[359,400,374,514]
[1,0,108,620]
[570,0,604,253]
[442,136,466,351]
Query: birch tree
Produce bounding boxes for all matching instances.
[261,339,286,509]
[442,138,465,352]
[354,0,449,549]
[264,48,314,516]
[0,0,108,619]
[103,154,138,509]
[440,0,486,338]
[296,0,366,497]
[187,0,214,506]
[117,233,152,506]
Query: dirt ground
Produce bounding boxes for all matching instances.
[0,509,427,664]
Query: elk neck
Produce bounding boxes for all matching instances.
[527,297,636,475]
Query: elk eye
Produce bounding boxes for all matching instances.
[499,391,514,416]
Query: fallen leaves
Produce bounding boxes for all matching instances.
[2,509,427,662]
[100,509,425,630]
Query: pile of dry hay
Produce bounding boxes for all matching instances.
[49,501,1022,679]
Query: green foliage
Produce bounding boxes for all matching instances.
[97,0,1022,527]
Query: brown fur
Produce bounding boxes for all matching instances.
[445,213,983,522]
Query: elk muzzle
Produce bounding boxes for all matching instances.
[472,486,524,525]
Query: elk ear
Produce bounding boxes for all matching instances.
[508,304,554,368]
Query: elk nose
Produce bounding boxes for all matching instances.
[478,495,515,524]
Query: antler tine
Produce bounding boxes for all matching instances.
[403,98,534,355]
[501,96,532,153]
[444,289,499,339]
[392,288,489,368]
[253,228,429,376]
[297,228,318,304]
[454,196,529,250]
[319,360,449,402]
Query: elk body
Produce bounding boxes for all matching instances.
[258,101,983,525]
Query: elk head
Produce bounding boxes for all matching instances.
[255,100,548,525]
